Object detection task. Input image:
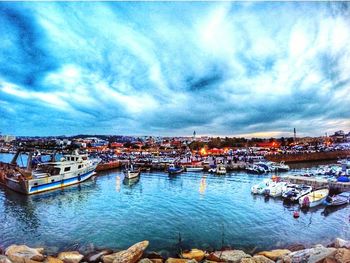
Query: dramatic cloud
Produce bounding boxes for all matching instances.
[0,2,349,137]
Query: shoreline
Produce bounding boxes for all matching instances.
[1,238,350,263]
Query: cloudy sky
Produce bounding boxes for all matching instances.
[0,2,349,137]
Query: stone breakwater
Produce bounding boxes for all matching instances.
[1,238,350,263]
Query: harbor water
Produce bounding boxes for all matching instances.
[0,154,349,254]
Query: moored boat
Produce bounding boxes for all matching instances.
[324,191,350,206]
[299,188,329,208]
[251,179,273,194]
[216,164,227,175]
[265,182,288,197]
[168,164,184,175]
[123,164,141,179]
[4,150,100,195]
[282,184,313,202]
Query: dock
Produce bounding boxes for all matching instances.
[283,175,350,192]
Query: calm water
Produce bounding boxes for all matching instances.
[0,153,349,254]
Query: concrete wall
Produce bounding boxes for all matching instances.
[266,150,350,163]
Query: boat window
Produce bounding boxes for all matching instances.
[53,168,61,175]
[64,167,71,172]
[78,165,82,169]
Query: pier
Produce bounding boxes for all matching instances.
[283,175,350,192]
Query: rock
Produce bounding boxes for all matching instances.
[212,250,251,263]
[241,255,274,263]
[44,257,64,263]
[138,259,153,263]
[257,249,291,260]
[103,253,121,263]
[281,245,336,263]
[0,255,12,263]
[5,245,45,263]
[111,241,149,263]
[181,249,205,262]
[149,259,163,263]
[144,252,164,260]
[165,259,197,263]
[334,248,350,263]
[57,251,84,263]
[286,244,306,252]
[205,253,225,262]
[86,250,113,263]
[334,238,350,249]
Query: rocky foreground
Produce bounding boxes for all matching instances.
[1,238,350,263]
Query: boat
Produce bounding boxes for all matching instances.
[299,188,329,208]
[168,164,184,175]
[282,184,313,202]
[251,179,273,194]
[324,191,350,206]
[216,164,227,175]
[270,161,290,172]
[246,164,266,174]
[4,150,100,195]
[265,182,288,197]
[185,166,204,172]
[123,164,141,179]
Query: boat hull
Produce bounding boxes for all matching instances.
[124,171,140,179]
[5,170,96,195]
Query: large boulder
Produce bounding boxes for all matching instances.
[165,259,197,263]
[257,249,291,261]
[138,259,153,263]
[57,251,84,263]
[280,245,336,263]
[181,249,205,262]
[334,238,350,249]
[5,245,45,263]
[241,255,274,263]
[0,255,12,263]
[212,250,251,263]
[110,241,149,263]
[85,250,113,263]
[285,244,305,252]
[334,248,350,263]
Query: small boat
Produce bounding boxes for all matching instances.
[216,164,226,175]
[282,184,313,202]
[185,166,204,172]
[265,182,288,197]
[299,188,329,208]
[270,161,290,172]
[251,179,273,194]
[246,164,266,174]
[123,164,141,179]
[168,164,184,175]
[324,192,350,206]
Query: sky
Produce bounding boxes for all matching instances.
[0,2,350,137]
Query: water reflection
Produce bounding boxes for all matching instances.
[116,175,121,192]
[199,176,207,195]
[123,177,140,187]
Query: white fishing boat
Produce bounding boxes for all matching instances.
[216,164,226,175]
[5,150,100,195]
[185,166,204,172]
[123,164,141,179]
[299,188,329,208]
[270,161,290,172]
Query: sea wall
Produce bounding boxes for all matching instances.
[265,150,350,163]
[1,238,350,263]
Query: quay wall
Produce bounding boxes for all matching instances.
[265,150,350,163]
[96,161,122,172]
[283,175,350,193]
